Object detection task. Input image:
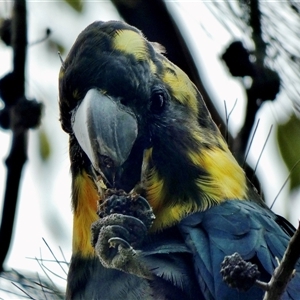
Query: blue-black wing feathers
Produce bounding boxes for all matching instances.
[179,200,300,300]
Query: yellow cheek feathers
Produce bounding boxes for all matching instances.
[162,60,199,116]
[73,170,99,257]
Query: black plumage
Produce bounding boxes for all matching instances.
[59,20,300,299]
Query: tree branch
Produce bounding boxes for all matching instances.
[0,0,28,271]
[263,221,300,300]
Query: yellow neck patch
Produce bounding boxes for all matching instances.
[72,170,98,257]
[142,139,247,232]
[193,146,247,201]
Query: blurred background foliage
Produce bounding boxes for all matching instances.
[0,0,300,298]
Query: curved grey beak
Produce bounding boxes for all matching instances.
[71,89,138,185]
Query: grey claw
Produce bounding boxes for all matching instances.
[132,194,152,211]
[108,237,132,249]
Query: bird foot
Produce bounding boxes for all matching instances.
[91,190,155,278]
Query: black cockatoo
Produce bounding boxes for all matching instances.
[59,20,300,299]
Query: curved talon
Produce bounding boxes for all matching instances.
[91,214,148,250]
[97,192,155,231]
[100,214,149,235]
[94,214,148,231]
[120,215,148,232]
[132,195,152,211]
[91,221,130,248]
[108,237,132,249]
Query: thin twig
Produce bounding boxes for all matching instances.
[243,119,260,168]
[270,159,300,209]
[42,238,68,276]
[224,99,238,143]
[11,282,34,299]
[263,221,300,300]
[252,124,273,181]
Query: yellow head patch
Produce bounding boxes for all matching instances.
[113,29,149,61]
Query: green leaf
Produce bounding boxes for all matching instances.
[277,114,300,190]
[39,128,51,161]
[64,0,83,12]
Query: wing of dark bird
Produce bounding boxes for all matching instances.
[179,200,300,299]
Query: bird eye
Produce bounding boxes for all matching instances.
[150,91,166,114]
